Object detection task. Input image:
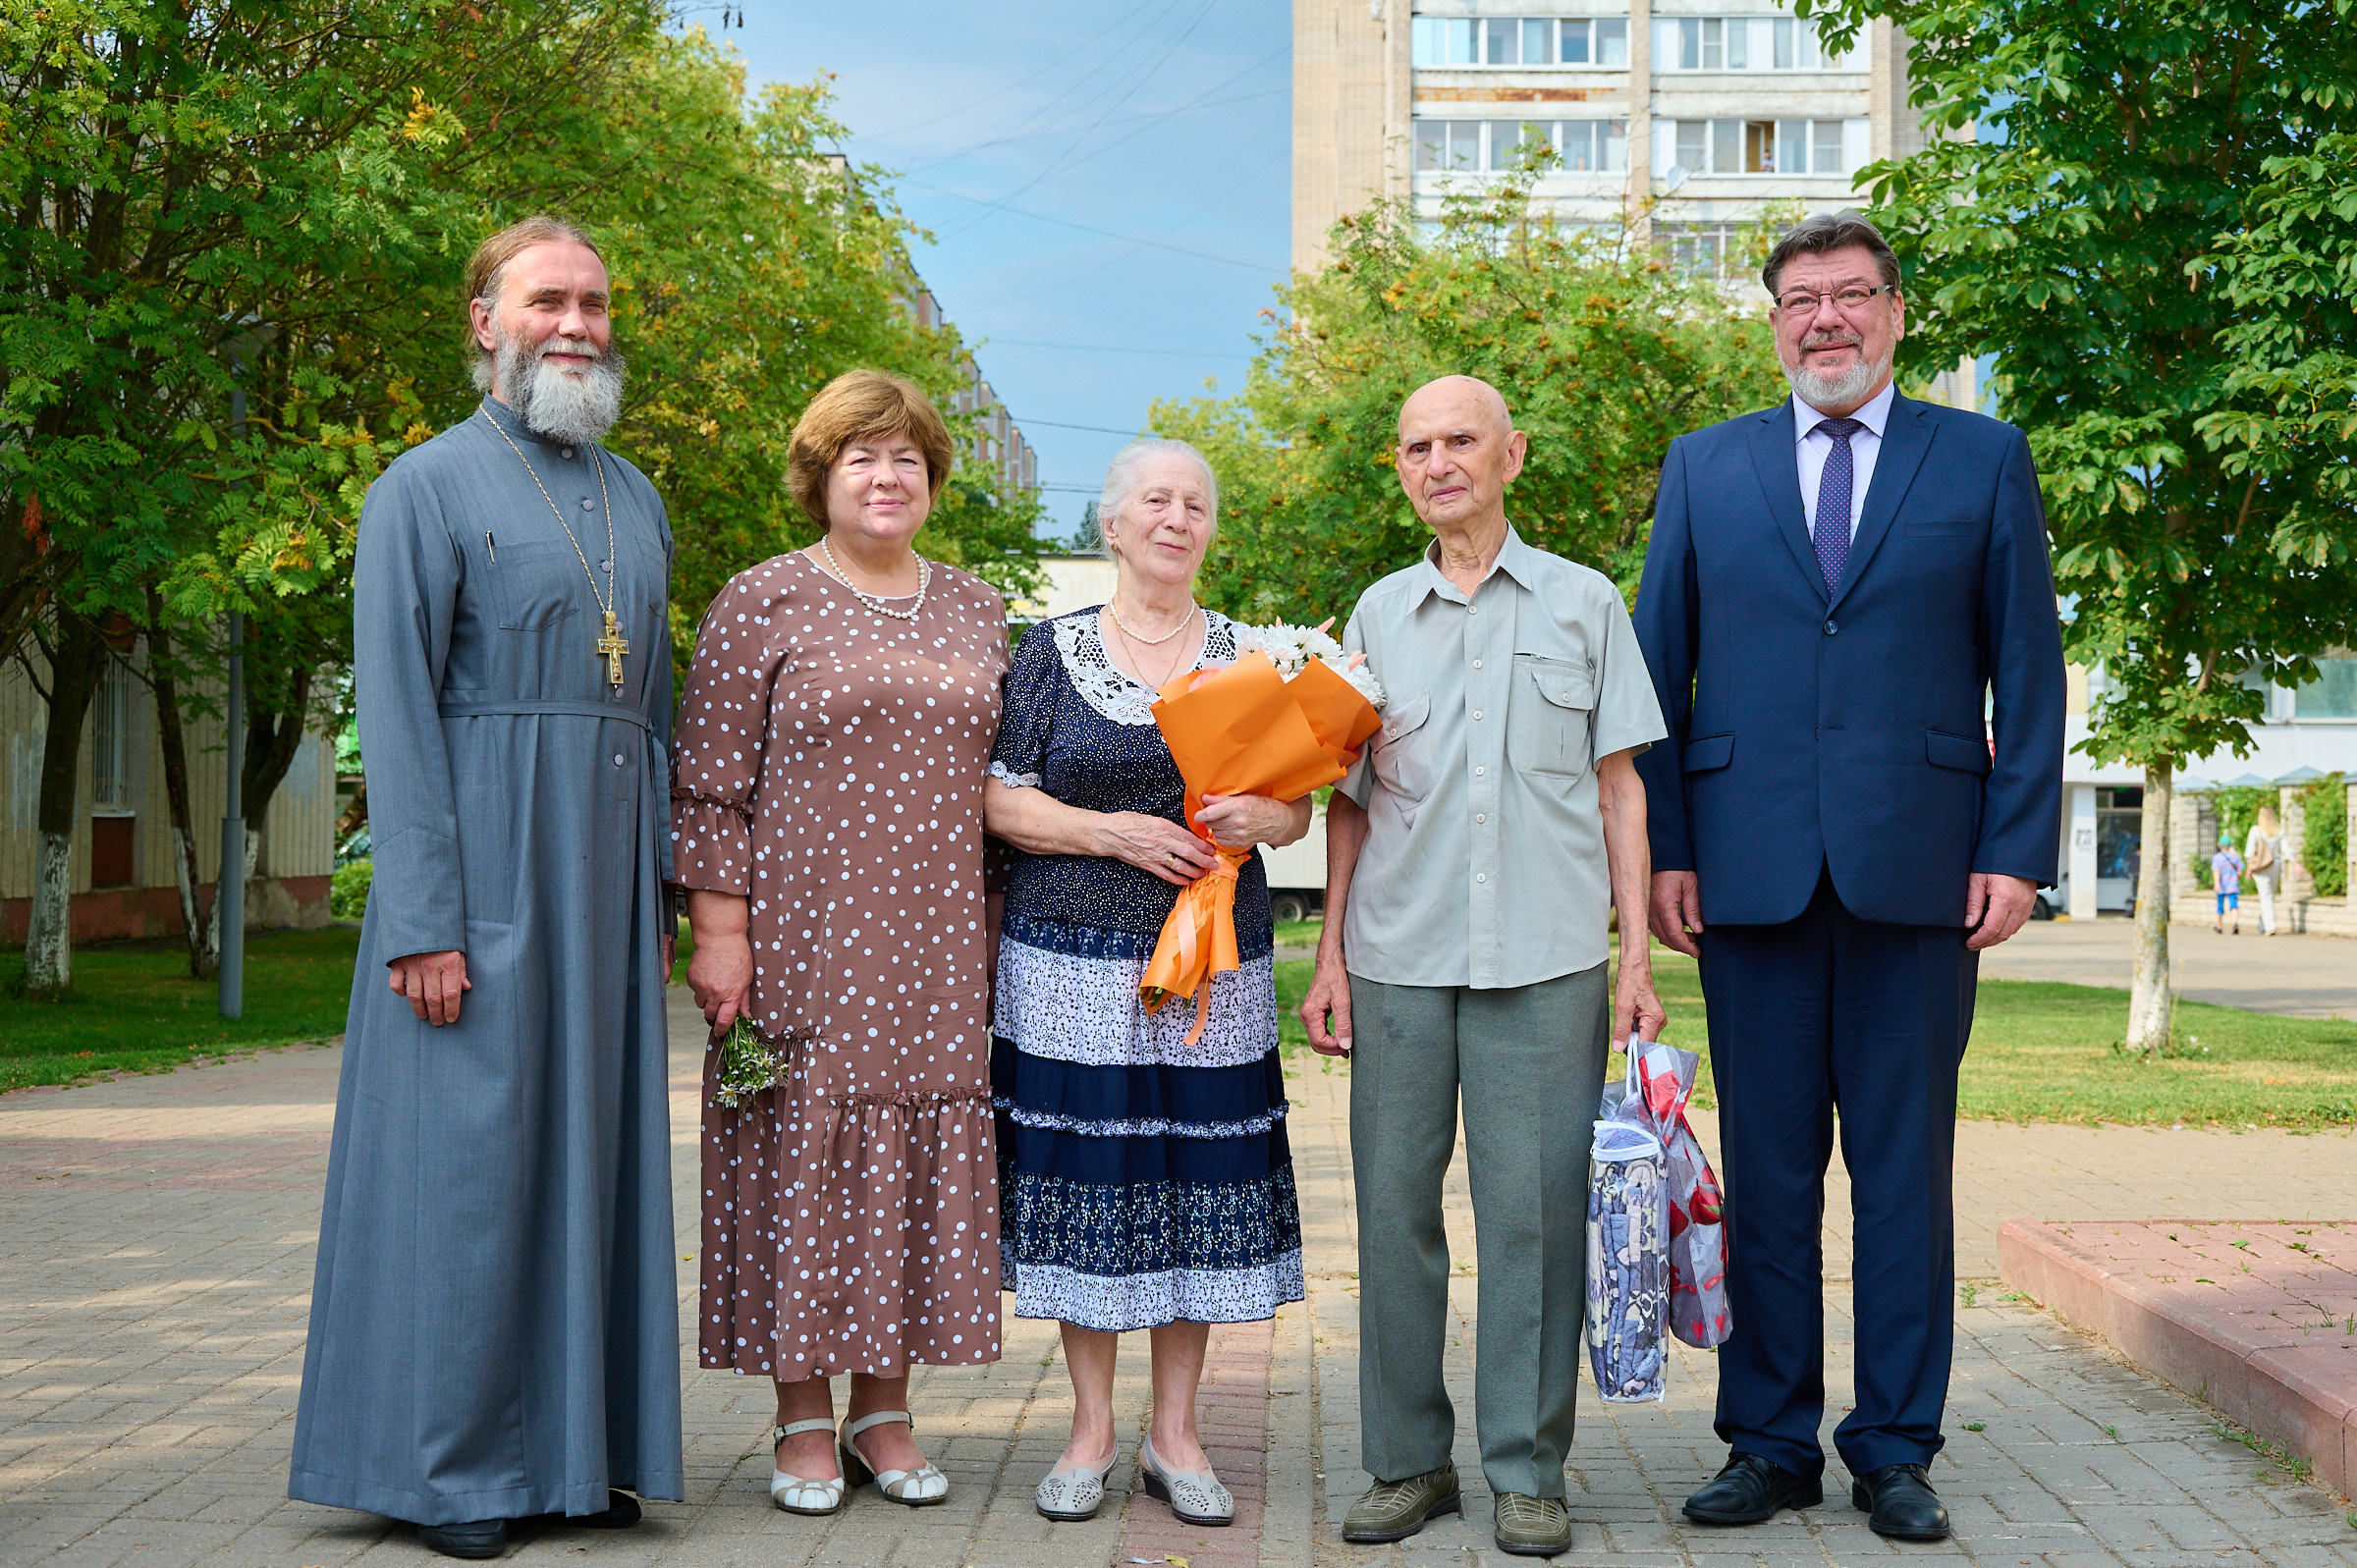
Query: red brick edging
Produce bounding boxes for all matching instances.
[1999,1217,2357,1496]
[1117,1319,1273,1567]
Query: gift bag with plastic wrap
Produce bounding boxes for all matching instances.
[1586,1108,1669,1403]
[1627,1041,1732,1350]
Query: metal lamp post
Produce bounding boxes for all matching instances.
[216,321,270,1019]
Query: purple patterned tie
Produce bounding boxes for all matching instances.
[1812,416,1864,590]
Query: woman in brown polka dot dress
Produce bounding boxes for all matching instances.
[672,371,1007,1516]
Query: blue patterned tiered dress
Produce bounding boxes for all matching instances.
[989,608,1304,1330]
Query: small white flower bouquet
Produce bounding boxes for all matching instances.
[1243,619,1386,712]
[709,1015,812,1108]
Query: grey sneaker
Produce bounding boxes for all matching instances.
[1493,1491,1572,1556]
[1341,1461,1462,1544]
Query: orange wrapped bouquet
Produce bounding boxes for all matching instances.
[1142,622,1384,1043]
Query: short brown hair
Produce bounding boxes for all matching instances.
[464,216,604,368]
[1761,209,1900,298]
[787,371,959,528]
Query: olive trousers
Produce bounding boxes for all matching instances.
[1346,962,1610,1500]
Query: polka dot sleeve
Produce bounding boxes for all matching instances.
[669,569,789,896]
[988,620,1062,790]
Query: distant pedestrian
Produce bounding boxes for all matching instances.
[2246,806,2283,936]
[2212,834,2246,934]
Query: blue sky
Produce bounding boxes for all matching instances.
[712,0,1293,537]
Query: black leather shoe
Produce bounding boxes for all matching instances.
[416,1518,507,1559]
[1682,1453,1823,1525]
[1852,1463,1949,1541]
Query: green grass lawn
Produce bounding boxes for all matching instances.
[12,923,2355,1127]
[0,928,362,1093]
[1277,945,2357,1129]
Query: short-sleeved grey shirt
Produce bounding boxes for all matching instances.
[1336,526,1667,989]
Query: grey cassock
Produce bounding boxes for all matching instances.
[290,396,684,1525]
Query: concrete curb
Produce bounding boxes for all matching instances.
[1998,1217,2357,1497]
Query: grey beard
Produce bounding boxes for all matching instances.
[495,333,626,445]
[1785,346,1891,411]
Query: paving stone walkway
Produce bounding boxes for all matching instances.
[0,991,2351,1565]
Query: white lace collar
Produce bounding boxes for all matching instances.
[1053,608,1247,727]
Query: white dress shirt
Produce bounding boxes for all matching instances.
[1792,378,1896,544]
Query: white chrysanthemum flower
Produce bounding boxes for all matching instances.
[1242,620,1386,710]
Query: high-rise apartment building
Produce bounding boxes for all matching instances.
[1296,1,1926,267]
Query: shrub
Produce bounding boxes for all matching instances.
[2304,775,2348,899]
[331,858,372,921]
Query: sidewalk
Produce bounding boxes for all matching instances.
[1982,918,2357,1019]
[0,994,2351,1565]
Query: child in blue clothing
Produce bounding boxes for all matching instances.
[2211,833,2246,934]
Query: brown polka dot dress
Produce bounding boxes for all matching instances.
[671,550,1008,1381]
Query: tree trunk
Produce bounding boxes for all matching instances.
[2125,760,2174,1055]
[144,606,216,978]
[23,618,107,997]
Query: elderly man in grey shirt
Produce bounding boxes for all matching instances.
[1300,375,1668,1558]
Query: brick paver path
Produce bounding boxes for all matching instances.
[1,993,2351,1565]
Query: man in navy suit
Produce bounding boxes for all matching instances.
[1633,212,2064,1542]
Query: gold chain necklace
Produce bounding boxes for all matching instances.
[479,411,629,687]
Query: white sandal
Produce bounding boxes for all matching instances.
[1138,1433,1233,1526]
[840,1410,949,1506]
[1036,1444,1120,1522]
[769,1419,847,1515]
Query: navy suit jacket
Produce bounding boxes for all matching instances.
[1632,393,2066,929]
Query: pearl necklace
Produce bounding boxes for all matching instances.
[820,536,929,622]
[1107,600,1198,646]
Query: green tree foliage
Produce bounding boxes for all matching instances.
[1806,0,2357,1050]
[2305,774,2349,898]
[3,7,1039,987]
[1156,171,1789,625]
[471,31,1042,670]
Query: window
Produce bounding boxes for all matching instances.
[1660,117,1863,177]
[2097,786,2144,883]
[1814,119,1846,174]
[1413,15,1625,67]
[1559,118,1628,172]
[1488,119,1551,170]
[1417,118,1629,175]
[89,655,134,811]
[2294,656,2357,720]
[1656,15,1851,72]
[1413,119,1482,171]
[1661,221,1744,276]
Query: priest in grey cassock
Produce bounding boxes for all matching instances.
[289,217,684,1561]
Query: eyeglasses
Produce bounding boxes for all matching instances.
[1773,283,1897,315]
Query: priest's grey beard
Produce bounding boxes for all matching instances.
[1784,329,1891,412]
[486,329,627,445]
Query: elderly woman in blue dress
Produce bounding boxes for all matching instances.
[984,438,1307,1528]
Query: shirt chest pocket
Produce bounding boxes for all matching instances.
[1507,653,1595,779]
[489,538,589,630]
[1370,692,1435,804]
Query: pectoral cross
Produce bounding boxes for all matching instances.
[597,611,630,688]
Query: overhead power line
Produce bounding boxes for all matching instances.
[986,339,1256,361]
[897,179,1280,273]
